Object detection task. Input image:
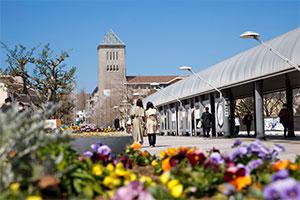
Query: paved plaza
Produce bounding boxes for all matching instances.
[142,131,300,161]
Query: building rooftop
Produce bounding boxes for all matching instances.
[99,29,125,46]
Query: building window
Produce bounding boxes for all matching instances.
[110,52,112,60]
[113,65,115,71]
[116,52,118,60]
[110,65,112,71]
[107,65,109,71]
[113,52,115,60]
[106,52,108,60]
[116,65,119,71]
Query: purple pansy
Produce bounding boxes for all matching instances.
[232,139,242,148]
[97,145,111,156]
[83,151,93,157]
[109,154,117,161]
[209,152,224,165]
[234,145,248,158]
[91,141,103,152]
[274,143,285,152]
[263,178,300,200]
[248,159,263,170]
[271,169,289,182]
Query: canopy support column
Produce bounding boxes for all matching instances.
[254,80,265,139]
[286,75,295,137]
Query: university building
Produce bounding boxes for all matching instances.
[87,30,184,126]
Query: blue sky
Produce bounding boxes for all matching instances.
[1,0,299,93]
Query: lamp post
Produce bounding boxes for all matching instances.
[240,31,300,72]
[180,66,230,137]
[179,66,223,99]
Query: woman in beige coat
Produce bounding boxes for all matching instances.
[131,99,145,145]
[145,101,159,147]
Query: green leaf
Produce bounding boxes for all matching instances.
[73,178,82,193]
[83,184,94,198]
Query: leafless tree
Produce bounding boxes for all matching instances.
[77,88,87,111]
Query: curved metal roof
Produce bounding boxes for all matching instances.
[144,27,300,107]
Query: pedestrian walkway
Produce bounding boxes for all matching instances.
[142,134,300,161]
[238,131,300,137]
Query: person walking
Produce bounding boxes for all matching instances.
[243,111,253,136]
[200,107,212,137]
[145,101,159,147]
[278,104,292,137]
[130,99,145,145]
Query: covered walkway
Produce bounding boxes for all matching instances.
[143,28,300,138]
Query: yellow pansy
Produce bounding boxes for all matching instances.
[160,150,166,159]
[167,179,180,190]
[140,176,152,185]
[106,163,115,172]
[170,184,184,198]
[160,173,169,184]
[108,190,115,198]
[151,160,158,167]
[112,178,122,187]
[115,168,127,176]
[92,164,104,176]
[116,163,124,169]
[26,196,43,200]
[130,173,137,181]
[103,176,114,187]
[10,183,20,191]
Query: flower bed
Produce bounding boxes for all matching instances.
[2,138,300,200]
[64,125,120,134]
[71,131,129,138]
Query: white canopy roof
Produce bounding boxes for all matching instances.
[144,27,300,107]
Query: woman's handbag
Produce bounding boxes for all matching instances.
[143,128,148,137]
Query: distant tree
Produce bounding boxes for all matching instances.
[1,43,76,118]
[235,97,254,118]
[77,88,87,111]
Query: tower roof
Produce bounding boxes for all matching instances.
[99,29,125,46]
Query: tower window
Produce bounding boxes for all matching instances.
[110,65,112,71]
[113,52,115,60]
[106,52,108,60]
[113,65,115,71]
[107,65,109,71]
[110,52,112,60]
[116,52,118,60]
[116,65,119,71]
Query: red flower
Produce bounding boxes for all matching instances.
[187,152,206,168]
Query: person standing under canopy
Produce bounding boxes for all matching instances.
[201,107,212,137]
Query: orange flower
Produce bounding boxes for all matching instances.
[141,151,149,157]
[253,183,262,190]
[162,157,171,171]
[9,152,16,158]
[230,175,252,191]
[289,163,299,171]
[167,147,177,157]
[271,160,290,172]
[160,150,166,159]
[177,146,188,151]
[130,142,142,150]
[187,147,198,154]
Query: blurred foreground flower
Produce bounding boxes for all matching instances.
[111,181,154,200]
